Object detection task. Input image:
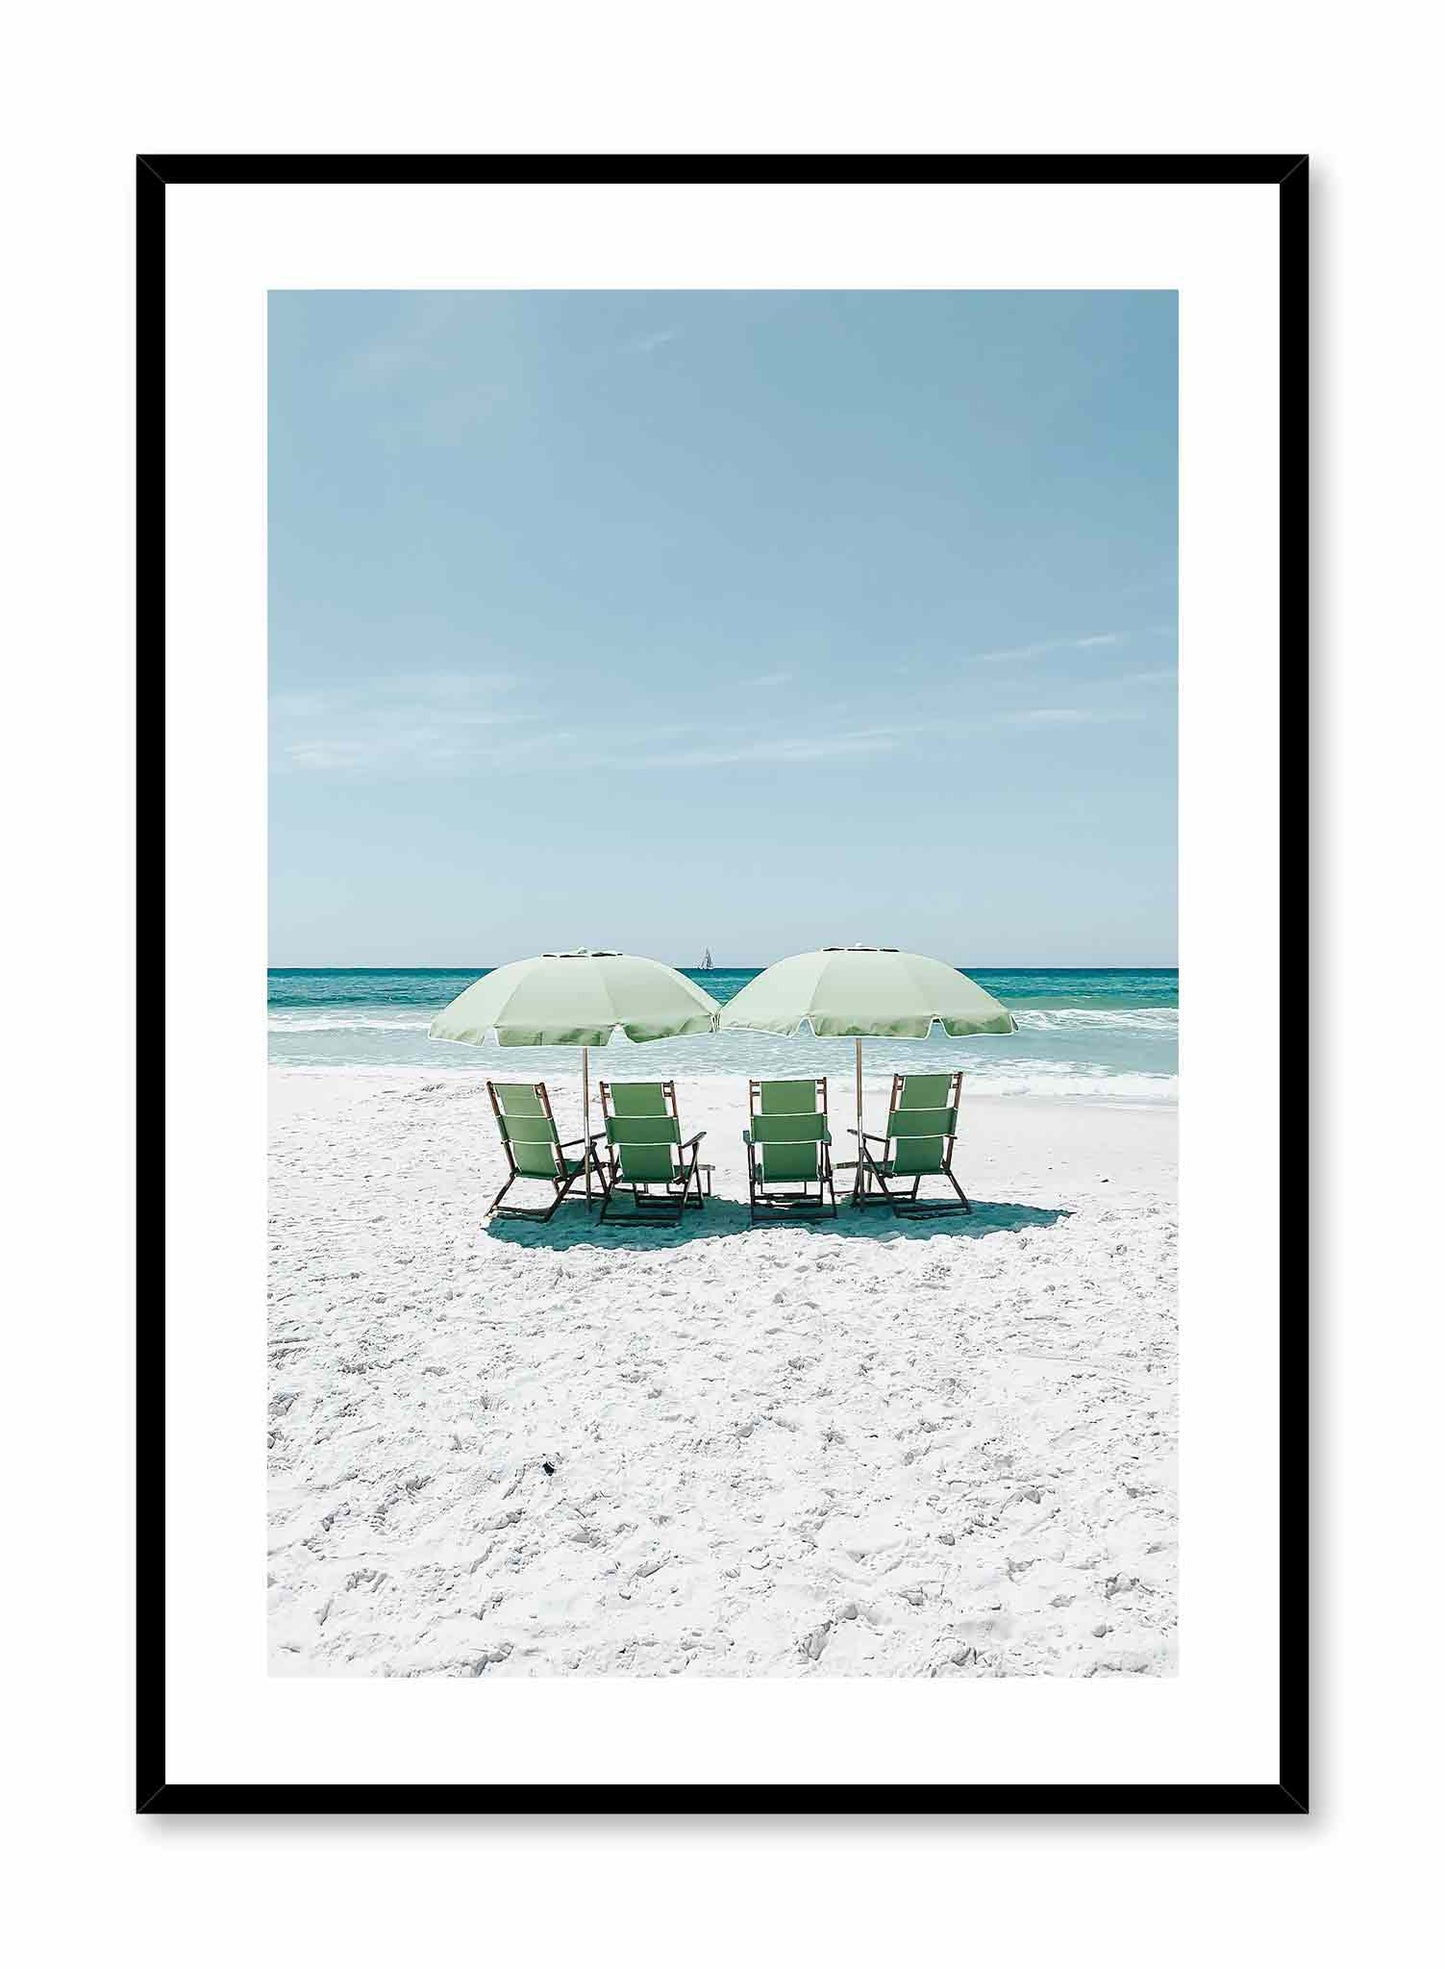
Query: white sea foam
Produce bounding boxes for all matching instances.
[269,1061,1178,1105]
[267,1001,1178,1104]
[271,1005,1179,1038]
[268,1013,436,1032]
[959,1069,1177,1105]
[1011,1007,1178,1033]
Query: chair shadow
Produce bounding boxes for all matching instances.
[485,1194,1070,1250]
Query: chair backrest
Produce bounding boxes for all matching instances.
[885,1072,961,1176]
[754,1078,827,1117]
[893,1072,957,1112]
[750,1078,827,1182]
[487,1080,563,1179]
[601,1082,681,1184]
[602,1080,674,1118]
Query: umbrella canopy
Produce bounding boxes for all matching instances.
[430,950,720,1208]
[429,949,720,1047]
[719,946,1014,1196]
[717,946,1016,1039]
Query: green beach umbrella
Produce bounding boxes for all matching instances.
[717,944,1016,1152]
[430,950,721,1203]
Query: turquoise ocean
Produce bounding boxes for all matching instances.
[269,967,1177,1106]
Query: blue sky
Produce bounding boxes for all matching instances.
[269,289,1176,966]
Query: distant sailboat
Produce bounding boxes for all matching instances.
[701,947,713,971]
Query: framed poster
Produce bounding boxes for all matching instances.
[139,153,1306,1812]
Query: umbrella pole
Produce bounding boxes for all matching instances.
[854,1036,863,1202]
[582,1044,592,1206]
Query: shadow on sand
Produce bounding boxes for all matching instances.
[485,1195,1071,1251]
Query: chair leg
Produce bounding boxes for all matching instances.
[641,1181,687,1225]
[489,1156,598,1223]
[599,1161,652,1224]
[944,1165,972,1212]
[887,1168,973,1219]
[541,1161,590,1222]
[541,1157,596,1223]
[855,1145,894,1211]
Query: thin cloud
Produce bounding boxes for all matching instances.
[408,383,509,441]
[333,296,460,393]
[283,739,378,771]
[330,300,510,443]
[279,728,471,773]
[538,723,909,774]
[275,671,516,716]
[270,688,341,720]
[274,680,907,776]
[655,729,898,769]
[271,672,527,774]
[967,632,1123,664]
[623,328,679,356]
[394,670,519,706]
[1004,707,1141,726]
[275,670,1152,781]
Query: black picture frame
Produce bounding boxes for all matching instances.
[137,152,1308,1816]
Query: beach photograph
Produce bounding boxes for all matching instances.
[268,288,1178,1680]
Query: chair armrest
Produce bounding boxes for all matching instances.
[742,1130,754,1146]
[681,1130,707,1148]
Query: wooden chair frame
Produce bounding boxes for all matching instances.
[485,1079,605,1223]
[596,1079,710,1226]
[851,1070,972,1217]
[744,1077,838,1224]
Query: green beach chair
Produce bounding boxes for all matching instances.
[597,1080,709,1225]
[744,1078,837,1223]
[485,1080,604,1222]
[852,1071,971,1217]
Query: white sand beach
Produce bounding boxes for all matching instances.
[268,1071,1177,1677]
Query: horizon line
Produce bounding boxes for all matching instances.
[267,959,1182,971]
